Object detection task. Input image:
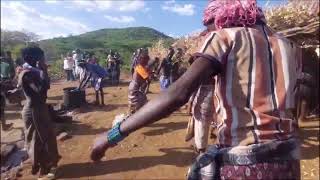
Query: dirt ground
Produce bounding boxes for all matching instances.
[2,74,319,180]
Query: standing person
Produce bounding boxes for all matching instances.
[156,48,175,91]
[185,58,215,154]
[114,52,122,84]
[63,53,75,81]
[72,49,82,79]
[0,51,13,131]
[296,72,314,123]
[130,49,141,76]
[171,48,184,83]
[142,57,160,94]
[106,54,118,85]
[4,51,15,80]
[90,0,302,179]
[18,46,60,179]
[78,60,108,105]
[127,49,150,115]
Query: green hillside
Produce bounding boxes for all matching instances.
[40,27,173,66]
[1,27,174,78]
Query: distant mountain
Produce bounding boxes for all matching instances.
[39,27,174,66]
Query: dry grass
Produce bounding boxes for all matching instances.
[149,0,319,60]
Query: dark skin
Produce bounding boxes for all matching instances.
[91,57,218,161]
[156,50,175,76]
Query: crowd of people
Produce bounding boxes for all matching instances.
[1,0,319,179]
[62,49,122,84]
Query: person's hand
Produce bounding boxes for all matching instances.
[90,132,113,161]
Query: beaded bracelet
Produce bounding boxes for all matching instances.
[107,122,127,145]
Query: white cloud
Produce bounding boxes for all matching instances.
[104,15,135,23]
[1,1,90,39]
[162,1,195,16]
[44,0,59,4]
[71,0,145,12]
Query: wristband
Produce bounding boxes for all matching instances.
[107,122,126,145]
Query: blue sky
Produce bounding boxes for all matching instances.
[1,0,287,39]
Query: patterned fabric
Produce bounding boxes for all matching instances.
[198,26,302,147]
[128,80,147,114]
[196,138,300,179]
[220,161,300,180]
[191,83,214,149]
[203,0,266,28]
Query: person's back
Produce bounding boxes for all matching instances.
[86,63,108,79]
[202,25,301,146]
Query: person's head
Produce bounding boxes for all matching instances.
[203,0,266,31]
[138,49,149,66]
[76,49,80,53]
[68,52,72,57]
[155,57,160,62]
[176,48,183,57]
[167,47,175,59]
[21,46,45,67]
[78,59,87,68]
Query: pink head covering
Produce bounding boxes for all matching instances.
[203,0,266,29]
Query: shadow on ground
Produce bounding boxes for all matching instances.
[143,122,187,136]
[56,120,109,136]
[299,126,320,160]
[58,147,194,179]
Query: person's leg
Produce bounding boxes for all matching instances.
[68,70,74,81]
[145,80,151,94]
[298,98,309,123]
[0,94,12,131]
[95,90,100,105]
[70,70,75,81]
[194,116,210,153]
[65,70,69,81]
[100,88,104,105]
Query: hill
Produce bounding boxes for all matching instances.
[39,27,174,66]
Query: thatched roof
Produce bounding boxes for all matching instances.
[265,0,319,47]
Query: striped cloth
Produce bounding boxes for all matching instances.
[198,25,302,147]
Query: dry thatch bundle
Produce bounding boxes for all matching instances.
[265,0,319,47]
[148,39,168,60]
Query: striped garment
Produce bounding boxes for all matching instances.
[198,25,302,147]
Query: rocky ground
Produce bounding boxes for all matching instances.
[1,74,319,180]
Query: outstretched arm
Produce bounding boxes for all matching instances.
[90,56,221,161]
[120,57,219,134]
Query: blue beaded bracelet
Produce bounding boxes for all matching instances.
[107,122,126,145]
